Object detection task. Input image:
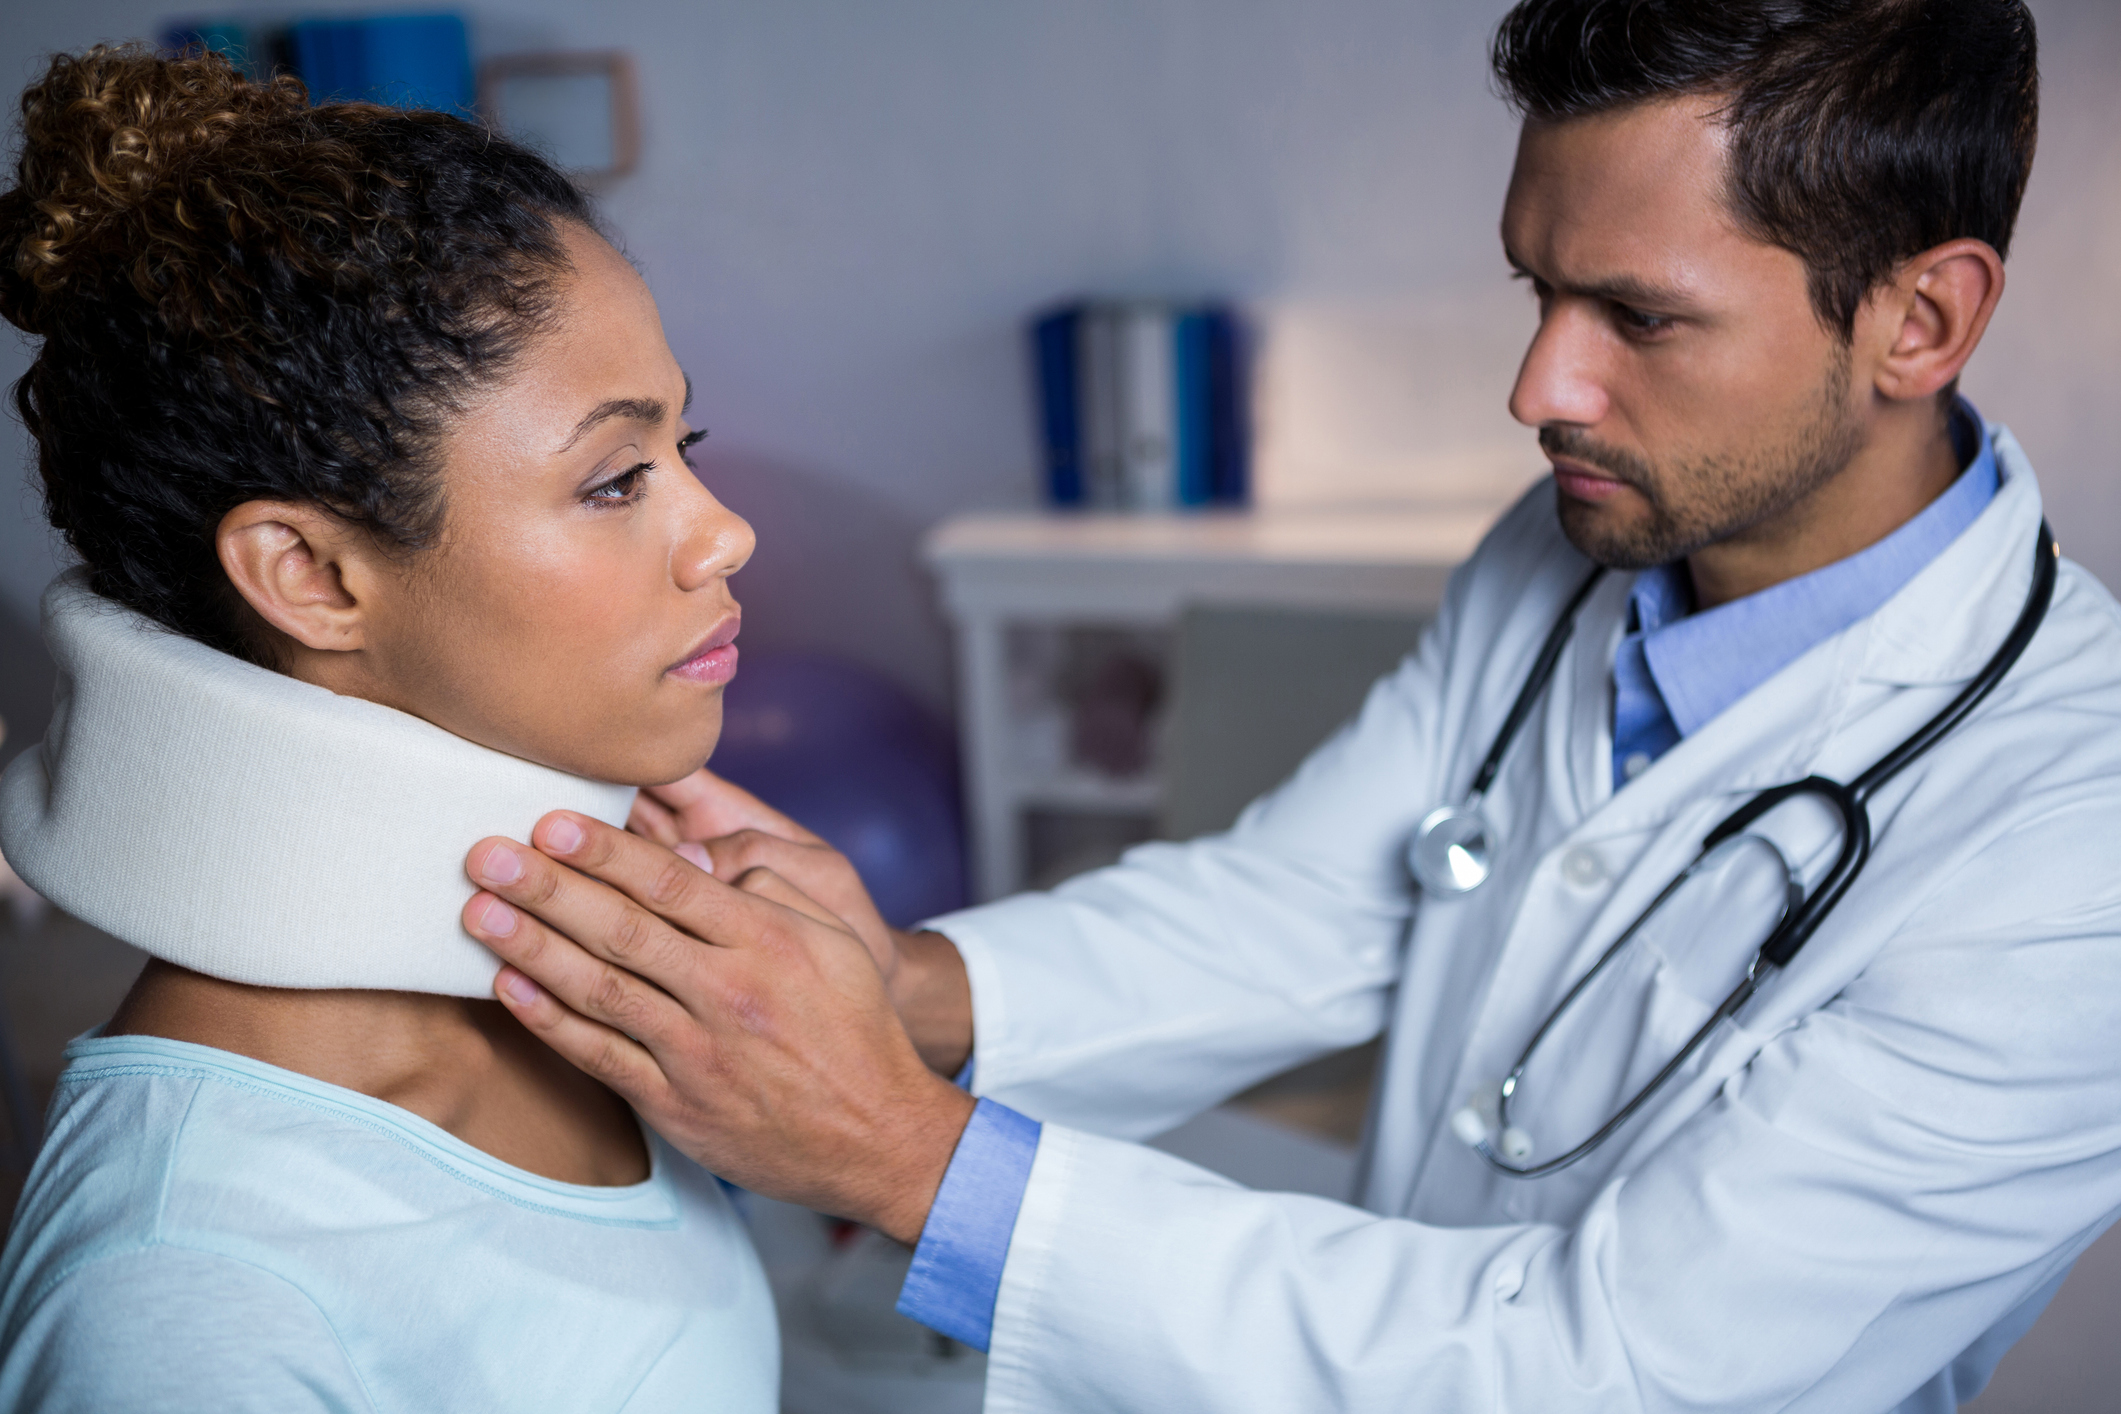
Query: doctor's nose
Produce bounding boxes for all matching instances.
[1508,305,1610,430]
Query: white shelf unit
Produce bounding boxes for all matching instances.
[921,504,1500,901]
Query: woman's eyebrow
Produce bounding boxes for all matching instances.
[554,396,668,454]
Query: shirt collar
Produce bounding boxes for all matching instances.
[1633,396,2000,737]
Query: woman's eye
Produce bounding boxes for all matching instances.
[677,429,707,467]
[587,462,651,504]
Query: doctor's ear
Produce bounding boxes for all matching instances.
[1857,238,2005,405]
[215,500,386,658]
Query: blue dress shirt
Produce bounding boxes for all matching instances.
[1611,399,1996,789]
[896,399,1999,1352]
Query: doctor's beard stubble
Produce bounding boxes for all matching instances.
[1545,341,1865,572]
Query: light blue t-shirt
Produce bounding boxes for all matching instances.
[0,1032,779,1413]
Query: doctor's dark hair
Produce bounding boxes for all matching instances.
[1490,0,2039,339]
[0,45,593,659]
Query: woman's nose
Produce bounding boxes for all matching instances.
[672,475,755,591]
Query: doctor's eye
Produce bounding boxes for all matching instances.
[1610,302,1677,340]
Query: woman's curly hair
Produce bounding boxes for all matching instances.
[0,44,593,657]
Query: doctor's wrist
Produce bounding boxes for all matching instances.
[856,1076,978,1248]
[888,928,976,1078]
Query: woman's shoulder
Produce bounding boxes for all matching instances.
[11,1032,729,1241]
[0,1033,779,1413]
[0,1044,375,1411]
[0,1241,371,1414]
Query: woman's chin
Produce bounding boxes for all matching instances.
[602,718,725,790]
[447,697,724,789]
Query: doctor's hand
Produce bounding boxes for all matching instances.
[463,812,975,1247]
[625,768,973,1076]
[625,768,899,972]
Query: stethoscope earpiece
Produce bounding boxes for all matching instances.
[1448,1099,1535,1163]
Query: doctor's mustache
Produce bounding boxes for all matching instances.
[1538,426,1659,495]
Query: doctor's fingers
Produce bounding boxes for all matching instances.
[642,767,826,848]
[627,791,684,847]
[463,880,694,1061]
[515,813,842,971]
[467,830,729,1008]
[725,862,860,935]
[489,963,677,1113]
[701,832,895,964]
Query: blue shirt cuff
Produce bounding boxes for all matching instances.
[894,1097,1041,1352]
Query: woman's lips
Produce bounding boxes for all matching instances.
[668,619,741,686]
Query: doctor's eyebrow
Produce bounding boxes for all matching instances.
[554,374,694,454]
[1506,254,1694,312]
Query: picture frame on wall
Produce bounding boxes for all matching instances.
[478,51,641,179]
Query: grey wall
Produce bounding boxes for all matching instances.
[0,2,2118,1402]
[1,0,2115,730]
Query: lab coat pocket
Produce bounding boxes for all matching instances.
[1501,919,1770,1159]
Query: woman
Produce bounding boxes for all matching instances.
[0,45,777,1410]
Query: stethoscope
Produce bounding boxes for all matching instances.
[1413,521,2057,1178]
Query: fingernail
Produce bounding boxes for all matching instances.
[675,841,713,874]
[547,817,585,854]
[480,844,524,885]
[477,897,518,937]
[499,970,540,1006]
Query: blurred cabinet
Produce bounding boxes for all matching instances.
[921,505,1497,901]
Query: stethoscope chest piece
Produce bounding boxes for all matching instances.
[1409,801,1497,895]
[1410,566,1612,900]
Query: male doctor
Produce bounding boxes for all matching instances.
[462,0,2121,1409]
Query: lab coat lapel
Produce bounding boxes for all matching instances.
[1552,421,2043,852]
[1860,425,2044,690]
[1441,430,2051,1220]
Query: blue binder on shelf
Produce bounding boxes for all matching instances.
[1028,298,1247,510]
[286,14,473,114]
[161,21,257,75]
[1032,306,1085,506]
[1203,309,1248,506]
[1172,312,1212,507]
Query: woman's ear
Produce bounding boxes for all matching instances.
[215,500,378,654]
[1860,237,2006,404]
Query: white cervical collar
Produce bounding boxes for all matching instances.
[0,570,637,997]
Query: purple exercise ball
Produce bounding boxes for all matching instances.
[707,652,968,927]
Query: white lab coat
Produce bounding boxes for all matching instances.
[927,424,2121,1414]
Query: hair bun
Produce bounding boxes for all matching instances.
[0,44,311,335]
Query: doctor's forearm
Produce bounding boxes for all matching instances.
[890,928,975,1077]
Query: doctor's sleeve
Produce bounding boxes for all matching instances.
[967,833,2121,1413]
[919,623,1461,1142]
[895,1097,1042,1350]
[919,485,1570,1142]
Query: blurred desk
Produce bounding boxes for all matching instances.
[921,505,1498,900]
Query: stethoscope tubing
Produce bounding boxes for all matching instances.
[1464,565,1608,802]
[1467,521,2058,1179]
